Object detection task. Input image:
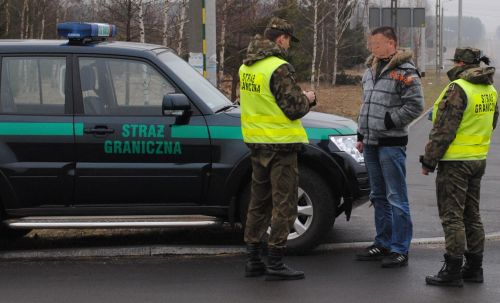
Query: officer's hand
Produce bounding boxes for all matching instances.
[422,167,430,175]
[304,90,316,106]
[356,141,363,153]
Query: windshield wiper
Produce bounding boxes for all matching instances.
[215,104,238,113]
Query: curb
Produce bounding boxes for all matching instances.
[317,232,500,251]
[2,232,500,260]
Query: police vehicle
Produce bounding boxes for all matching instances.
[0,22,369,251]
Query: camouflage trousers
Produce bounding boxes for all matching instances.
[436,160,486,257]
[244,149,299,249]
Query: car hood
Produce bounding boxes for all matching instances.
[225,108,357,135]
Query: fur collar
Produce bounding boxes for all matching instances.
[366,49,414,73]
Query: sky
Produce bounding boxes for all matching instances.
[436,0,500,35]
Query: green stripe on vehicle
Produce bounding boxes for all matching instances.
[209,126,243,139]
[0,122,84,136]
[74,123,84,136]
[306,127,354,139]
[171,125,210,139]
[171,125,354,140]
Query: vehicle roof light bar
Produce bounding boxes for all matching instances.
[57,22,117,45]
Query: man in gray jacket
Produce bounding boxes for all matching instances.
[355,26,424,267]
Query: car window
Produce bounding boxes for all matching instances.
[0,57,66,115]
[79,57,176,116]
[159,52,232,111]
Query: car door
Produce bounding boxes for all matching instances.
[0,56,74,209]
[73,56,211,206]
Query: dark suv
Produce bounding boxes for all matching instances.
[0,23,369,251]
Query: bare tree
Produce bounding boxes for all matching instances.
[102,0,137,41]
[310,0,319,88]
[331,0,358,85]
[177,0,188,55]
[217,0,231,88]
[317,20,325,87]
[5,0,10,37]
[38,0,48,39]
[138,0,145,43]
[20,0,28,39]
[162,0,170,46]
[300,0,334,87]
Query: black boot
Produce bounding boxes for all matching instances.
[425,254,463,287]
[245,243,266,277]
[462,252,483,283]
[265,247,305,281]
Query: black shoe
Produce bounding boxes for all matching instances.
[265,247,305,281]
[356,244,390,261]
[245,260,266,277]
[245,243,266,277]
[266,264,305,281]
[462,252,483,283]
[381,252,408,268]
[426,254,463,287]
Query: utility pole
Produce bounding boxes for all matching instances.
[188,0,217,86]
[436,0,442,72]
[391,0,398,33]
[457,0,462,47]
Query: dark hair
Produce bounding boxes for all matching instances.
[371,26,397,43]
[264,28,286,42]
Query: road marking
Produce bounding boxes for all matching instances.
[409,107,431,129]
[316,232,500,251]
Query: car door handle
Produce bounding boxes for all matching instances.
[84,126,115,134]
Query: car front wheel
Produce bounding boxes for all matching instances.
[239,166,339,253]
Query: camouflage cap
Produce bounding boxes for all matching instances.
[449,47,483,64]
[266,17,299,42]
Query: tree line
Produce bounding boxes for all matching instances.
[0,0,369,100]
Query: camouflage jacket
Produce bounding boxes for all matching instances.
[421,65,499,171]
[241,34,312,152]
[358,49,424,146]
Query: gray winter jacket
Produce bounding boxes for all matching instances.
[357,49,424,146]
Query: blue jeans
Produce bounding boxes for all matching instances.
[363,145,413,255]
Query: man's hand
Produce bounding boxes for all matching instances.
[356,141,364,153]
[304,90,317,106]
[419,155,432,175]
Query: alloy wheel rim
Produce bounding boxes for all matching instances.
[267,187,314,241]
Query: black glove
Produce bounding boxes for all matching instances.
[384,112,396,129]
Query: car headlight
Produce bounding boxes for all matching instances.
[329,135,364,163]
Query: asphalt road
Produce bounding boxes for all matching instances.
[2,240,500,303]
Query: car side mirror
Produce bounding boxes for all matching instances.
[162,93,192,125]
[162,93,191,117]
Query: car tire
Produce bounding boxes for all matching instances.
[239,165,338,253]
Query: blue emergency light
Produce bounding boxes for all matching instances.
[57,22,117,44]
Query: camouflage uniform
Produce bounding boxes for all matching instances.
[421,48,499,257]
[241,19,313,249]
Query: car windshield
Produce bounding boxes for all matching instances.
[159,52,232,111]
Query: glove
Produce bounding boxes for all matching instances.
[384,112,396,129]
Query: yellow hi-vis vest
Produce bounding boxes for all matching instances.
[432,78,497,160]
[239,56,308,144]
